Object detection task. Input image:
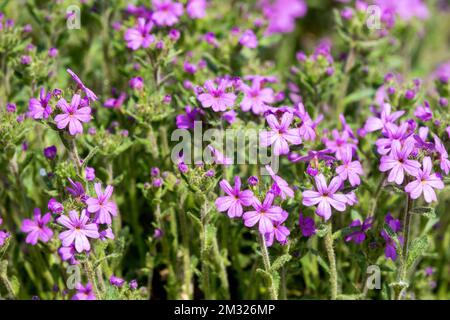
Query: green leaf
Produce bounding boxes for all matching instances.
[187,211,202,230]
[406,235,429,270]
[409,207,436,219]
[315,223,329,238]
[270,254,292,272]
[342,88,375,107]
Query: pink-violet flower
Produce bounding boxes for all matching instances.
[335,146,363,187]
[55,94,92,135]
[215,176,254,218]
[86,183,117,225]
[260,112,302,156]
[302,174,347,221]
[21,208,53,245]
[345,217,373,244]
[433,134,450,175]
[28,88,52,119]
[197,80,236,112]
[265,165,294,200]
[298,213,316,237]
[243,192,283,234]
[264,210,290,247]
[72,283,96,300]
[66,69,98,102]
[405,156,444,203]
[58,210,99,253]
[124,18,154,50]
[240,78,274,114]
[379,141,420,185]
[151,0,183,26]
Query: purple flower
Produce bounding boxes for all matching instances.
[48,198,63,214]
[375,122,410,155]
[375,0,429,22]
[100,227,115,241]
[302,174,347,221]
[48,47,58,58]
[405,157,444,203]
[222,110,237,124]
[265,211,290,247]
[295,103,323,141]
[21,55,31,65]
[240,78,274,114]
[104,92,127,109]
[86,183,117,225]
[58,210,99,253]
[414,102,433,122]
[207,145,232,166]
[324,129,357,160]
[152,178,163,188]
[248,176,259,186]
[265,165,294,200]
[58,245,78,265]
[176,106,204,129]
[288,148,335,165]
[215,176,254,218]
[66,178,87,201]
[260,112,302,156]
[263,0,307,35]
[335,146,363,186]
[345,217,373,244]
[21,208,53,245]
[380,213,403,261]
[187,0,206,19]
[243,192,283,234]
[239,29,258,48]
[66,69,98,102]
[110,275,125,288]
[198,80,236,112]
[364,103,405,133]
[6,103,16,113]
[0,230,10,247]
[124,18,154,50]
[129,280,138,290]
[298,213,316,237]
[55,94,92,135]
[169,28,181,41]
[72,283,96,300]
[85,167,96,181]
[433,134,450,175]
[151,0,183,26]
[43,145,57,160]
[379,141,421,185]
[28,88,52,119]
[129,76,144,90]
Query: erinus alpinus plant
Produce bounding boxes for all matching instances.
[0,0,449,301]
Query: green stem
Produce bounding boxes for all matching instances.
[200,200,211,299]
[258,233,278,300]
[83,260,102,300]
[397,192,414,300]
[0,260,16,299]
[335,45,355,122]
[368,176,385,217]
[324,220,338,300]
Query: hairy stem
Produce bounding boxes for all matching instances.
[259,233,278,300]
[0,260,16,299]
[324,220,338,300]
[200,199,211,298]
[368,176,385,217]
[397,191,414,300]
[83,260,102,300]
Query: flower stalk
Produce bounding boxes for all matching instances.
[324,220,338,300]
